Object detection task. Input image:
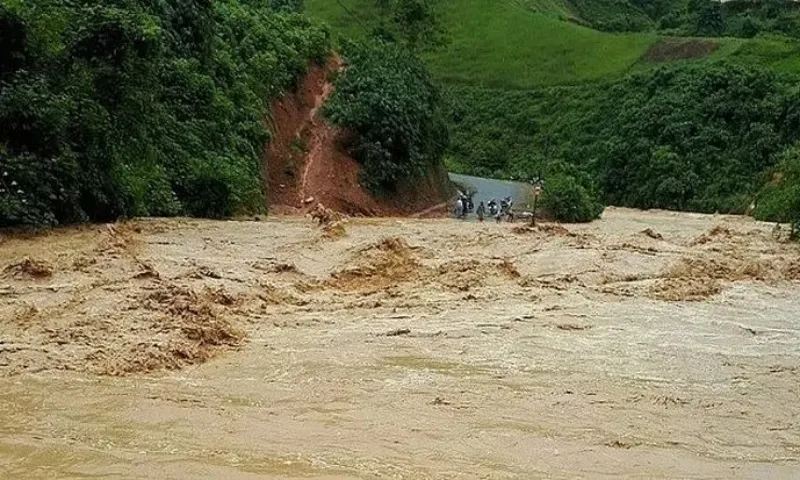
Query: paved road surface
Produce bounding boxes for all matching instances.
[448,172,533,218]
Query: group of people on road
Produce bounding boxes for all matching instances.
[455,191,514,222]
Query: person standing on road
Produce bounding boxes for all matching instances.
[460,193,469,218]
[476,201,486,222]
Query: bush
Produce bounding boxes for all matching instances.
[754,145,800,237]
[541,175,604,223]
[323,40,448,192]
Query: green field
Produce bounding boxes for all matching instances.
[307,0,800,87]
[426,0,656,88]
[308,0,656,87]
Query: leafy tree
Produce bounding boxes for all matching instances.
[541,174,603,223]
[371,0,445,51]
[692,0,724,36]
[754,145,800,238]
[324,40,448,192]
[0,5,27,83]
[393,0,443,50]
[737,15,762,38]
[269,0,304,11]
[630,0,676,21]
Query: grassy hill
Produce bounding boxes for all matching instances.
[307,0,800,88]
[309,0,657,87]
[426,0,655,88]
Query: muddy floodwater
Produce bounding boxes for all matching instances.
[1,208,799,479]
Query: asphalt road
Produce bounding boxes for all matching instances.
[448,172,534,219]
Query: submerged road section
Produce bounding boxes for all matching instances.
[448,172,534,209]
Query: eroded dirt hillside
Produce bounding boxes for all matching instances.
[266,57,451,217]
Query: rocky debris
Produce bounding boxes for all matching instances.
[3,257,54,279]
[640,228,663,240]
[384,328,411,337]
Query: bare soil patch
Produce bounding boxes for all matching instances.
[643,38,720,62]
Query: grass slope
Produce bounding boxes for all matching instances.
[308,0,656,87]
[308,0,800,88]
[427,0,655,87]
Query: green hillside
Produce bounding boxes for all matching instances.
[426,1,655,88]
[309,0,800,88]
[308,0,657,87]
[310,0,800,228]
[308,0,800,87]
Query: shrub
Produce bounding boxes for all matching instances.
[540,174,604,223]
[323,40,448,192]
[754,145,800,237]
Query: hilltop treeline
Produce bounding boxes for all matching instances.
[0,0,329,227]
[572,0,800,38]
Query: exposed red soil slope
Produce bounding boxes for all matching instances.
[265,57,451,217]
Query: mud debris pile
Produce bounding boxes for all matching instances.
[310,202,348,238]
[326,237,422,292]
[2,257,54,279]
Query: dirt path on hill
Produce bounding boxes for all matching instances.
[299,78,335,203]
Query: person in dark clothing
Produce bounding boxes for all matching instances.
[476,201,486,222]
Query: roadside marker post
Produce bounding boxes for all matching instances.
[530,179,543,226]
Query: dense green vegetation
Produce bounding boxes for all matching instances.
[448,63,800,215]
[529,0,800,39]
[0,0,330,227]
[594,64,800,213]
[323,40,448,192]
[661,0,800,39]
[754,146,800,238]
